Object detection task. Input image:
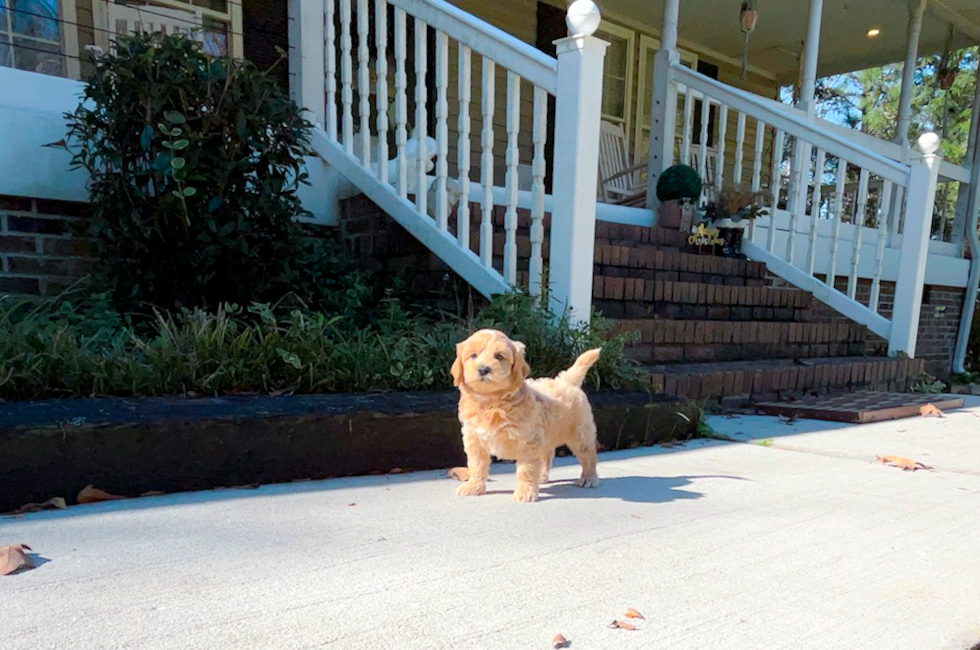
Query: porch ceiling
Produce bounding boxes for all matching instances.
[601,0,980,83]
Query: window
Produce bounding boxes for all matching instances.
[595,22,634,139]
[0,0,69,76]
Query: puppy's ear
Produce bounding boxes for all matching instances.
[450,343,465,387]
[512,341,530,381]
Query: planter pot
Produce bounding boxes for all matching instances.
[659,199,695,230]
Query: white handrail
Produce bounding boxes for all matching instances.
[671,64,910,186]
[388,0,557,93]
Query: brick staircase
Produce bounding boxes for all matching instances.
[592,222,924,403]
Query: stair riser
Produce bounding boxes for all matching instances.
[648,358,925,403]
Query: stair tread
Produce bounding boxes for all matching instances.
[594,276,806,307]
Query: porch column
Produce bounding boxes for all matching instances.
[890,133,943,357]
[288,0,326,126]
[549,6,608,324]
[798,0,824,114]
[951,68,980,372]
[895,0,928,148]
[645,0,681,216]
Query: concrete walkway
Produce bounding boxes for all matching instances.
[2,397,979,650]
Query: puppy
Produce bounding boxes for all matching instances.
[450,329,602,503]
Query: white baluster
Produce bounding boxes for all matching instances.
[767,129,785,253]
[681,86,694,166]
[503,71,521,285]
[414,18,428,216]
[339,0,354,154]
[733,111,746,187]
[530,86,547,297]
[480,58,496,268]
[786,138,810,264]
[714,104,728,194]
[697,97,710,181]
[827,157,848,291]
[848,168,871,300]
[870,179,893,312]
[751,120,765,191]
[747,120,765,243]
[456,45,472,250]
[394,8,407,196]
[374,0,388,183]
[325,0,337,140]
[806,148,825,275]
[357,0,370,167]
[434,31,449,230]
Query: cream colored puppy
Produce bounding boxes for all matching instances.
[450,329,602,503]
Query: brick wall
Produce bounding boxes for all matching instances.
[804,275,964,378]
[0,195,95,297]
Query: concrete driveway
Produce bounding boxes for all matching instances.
[3,397,979,650]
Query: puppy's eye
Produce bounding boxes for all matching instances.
[469,353,478,360]
[494,353,504,361]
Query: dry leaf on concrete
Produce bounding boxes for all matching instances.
[919,403,946,418]
[77,485,126,504]
[446,467,470,482]
[875,455,934,472]
[624,608,645,620]
[7,497,66,516]
[0,544,34,575]
[607,620,637,631]
[551,633,570,648]
[140,491,166,497]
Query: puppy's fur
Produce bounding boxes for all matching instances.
[450,329,602,503]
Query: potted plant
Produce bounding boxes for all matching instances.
[656,164,702,230]
[703,184,770,257]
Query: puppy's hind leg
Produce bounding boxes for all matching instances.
[568,423,600,488]
[456,428,491,497]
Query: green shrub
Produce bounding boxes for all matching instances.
[0,292,644,400]
[656,164,702,202]
[967,303,980,372]
[62,33,313,312]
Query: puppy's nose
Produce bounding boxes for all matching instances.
[477,365,492,377]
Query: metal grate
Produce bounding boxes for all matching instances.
[755,391,965,424]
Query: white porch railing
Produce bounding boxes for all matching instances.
[666,63,945,358]
[296,0,607,322]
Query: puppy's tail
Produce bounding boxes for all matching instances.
[556,348,602,388]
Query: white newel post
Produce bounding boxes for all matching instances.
[645,0,680,217]
[889,133,943,357]
[549,1,608,324]
[288,0,326,126]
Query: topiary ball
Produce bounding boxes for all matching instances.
[656,164,702,203]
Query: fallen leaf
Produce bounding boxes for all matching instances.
[0,544,34,575]
[875,455,934,472]
[388,468,407,474]
[624,608,645,620]
[140,491,166,497]
[447,467,470,482]
[661,441,680,448]
[778,412,798,424]
[348,502,356,507]
[607,620,637,631]
[77,485,126,504]
[7,497,66,515]
[919,403,946,418]
[551,632,570,648]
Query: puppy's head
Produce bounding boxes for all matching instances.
[451,329,529,394]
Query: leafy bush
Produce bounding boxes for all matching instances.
[967,304,980,372]
[656,164,702,202]
[0,292,644,400]
[62,33,313,311]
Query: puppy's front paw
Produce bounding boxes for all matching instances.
[512,482,539,503]
[576,475,599,488]
[456,480,486,497]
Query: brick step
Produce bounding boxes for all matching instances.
[593,277,811,322]
[614,319,883,363]
[594,243,768,281]
[644,356,926,403]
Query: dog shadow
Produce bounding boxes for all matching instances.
[485,474,746,504]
